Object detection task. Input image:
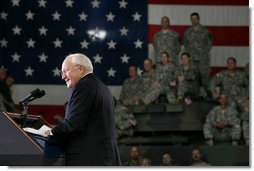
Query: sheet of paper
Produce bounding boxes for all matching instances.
[23,125,51,137]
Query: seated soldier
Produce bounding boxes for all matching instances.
[139,157,152,166]
[114,101,137,139]
[156,52,178,103]
[135,59,161,105]
[203,94,241,146]
[210,57,248,107]
[161,153,174,166]
[124,146,142,166]
[190,148,210,166]
[119,65,142,106]
[176,52,200,104]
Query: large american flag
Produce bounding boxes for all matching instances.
[0,0,249,124]
[0,0,147,85]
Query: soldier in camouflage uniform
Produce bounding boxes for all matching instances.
[136,59,161,105]
[124,146,142,166]
[114,101,137,139]
[184,12,212,88]
[203,94,241,146]
[210,57,248,106]
[155,52,178,103]
[120,65,142,106]
[176,53,200,103]
[153,16,181,65]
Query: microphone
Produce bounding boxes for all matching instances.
[19,88,46,104]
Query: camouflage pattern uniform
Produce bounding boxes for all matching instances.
[236,97,249,145]
[184,25,212,87]
[244,62,249,96]
[156,62,178,103]
[210,70,248,106]
[176,63,200,99]
[153,30,181,65]
[138,70,161,104]
[120,76,142,106]
[115,101,136,139]
[203,106,241,142]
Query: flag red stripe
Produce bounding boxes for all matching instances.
[148,0,248,6]
[149,25,249,46]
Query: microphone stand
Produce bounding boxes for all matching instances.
[20,97,34,128]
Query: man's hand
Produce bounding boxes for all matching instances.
[212,92,220,99]
[129,119,137,126]
[44,129,53,137]
[178,75,185,82]
[216,120,228,129]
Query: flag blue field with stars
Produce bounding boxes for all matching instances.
[0,0,147,85]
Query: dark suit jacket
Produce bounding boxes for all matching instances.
[51,73,121,166]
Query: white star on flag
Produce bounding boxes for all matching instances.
[119,0,128,8]
[11,52,21,62]
[119,26,129,36]
[52,67,61,77]
[66,26,75,35]
[52,11,61,21]
[79,12,88,21]
[26,38,36,48]
[11,0,20,7]
[12,25,22,35]
[91,0,101,8]
[0,11,8,20]
[93,54,103,63]
[38,26,48,36]
[25,10,35,20]
[134,39,143,48]
[132,12,142,21]
[38,0,47,8]
[137,67,143,76]
[53,38,62,48]
[107,40,116,49]
[80,39,90,49]
[0,39,8,48]
[107,67,116,77]
[24,66,34,76]
[65,0,74,8]
[120,54,130,63]
[38,53,48,63]
[106,12,115,22]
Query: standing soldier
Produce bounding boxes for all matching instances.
[156,52,177,103]
[210,57,248,106]
[120,65,142,106]
[203,94,241,146]
[153,16,181,65]
[136,59,161,105]
[184,12,212,89]
[176,53,200,104]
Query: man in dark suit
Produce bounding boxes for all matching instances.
[45,53,121,166]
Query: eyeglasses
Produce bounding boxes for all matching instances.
[61,65,80,76]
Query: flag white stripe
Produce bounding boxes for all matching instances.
[148,4,249,26]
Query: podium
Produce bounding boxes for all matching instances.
[0,112,64,166]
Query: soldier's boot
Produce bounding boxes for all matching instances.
[206,139,213,146]
[232,141,238,146]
